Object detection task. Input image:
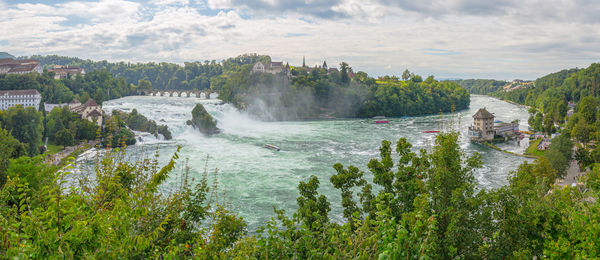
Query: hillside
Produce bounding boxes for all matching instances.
[0,52,15,59]
[492,64,599,111]
[22,54,470,120]
[448,79,507,94]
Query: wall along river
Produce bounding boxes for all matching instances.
[83,94,532,230]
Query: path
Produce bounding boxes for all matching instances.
[557,159,583,187]
[557,146,586,187]
[48,140,99,165]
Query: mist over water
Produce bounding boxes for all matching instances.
[99,95,532,230]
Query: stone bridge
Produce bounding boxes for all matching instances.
[137,90,218,99]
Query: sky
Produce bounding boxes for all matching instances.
[1,0,599,80]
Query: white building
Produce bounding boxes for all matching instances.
[48,65,86,79]
[44,103,68,113]
[252,61,291,76]
[71,99,103,127]
[0,89,42,111]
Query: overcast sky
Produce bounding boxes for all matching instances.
[1,0,599,80]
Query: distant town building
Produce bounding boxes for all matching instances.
[0,89,42,111]
[44,103,68,113]
[48,65,86,79]
[68,99,82,110]
[70,99,103,127]
[252,61,291,76]
[502,79,534,92]
[494,122,519,136]
[468,108,496,142]
[0,58,42,74]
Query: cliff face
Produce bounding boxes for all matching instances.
[187,104,220,135]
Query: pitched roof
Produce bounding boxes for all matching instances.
[0,89,41,96]
[70,99,81,104]
[270,61,283,68]
[49,67,84,74]
[0,58,14,65]
[83,99,99,107]
[473,108,494,119]
[7,64,38,73]
[88,110,102,117]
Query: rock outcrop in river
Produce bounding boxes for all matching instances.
[187,103,220,135]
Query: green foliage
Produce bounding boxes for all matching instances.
[493,63,599,110]
[0,126,27,186]
[0,124,598,258]
[0,147,249,258]
[542,134,573,178]
[101,114,136,148]
[28,54,269,91]
[450,79,508,94]
[525,138,546,157]
[13,54,470,120]
[45,106,96,144]
[0,69,132,105]
[188,104,219,135]
[0,105,44,156]
[54,129,74,148]
[358,77,469,118]
[114,109,172,140]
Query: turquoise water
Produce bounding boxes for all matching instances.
[97,95,532,230]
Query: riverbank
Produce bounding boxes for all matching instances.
[484,142,540,159]
[48,140,99,166]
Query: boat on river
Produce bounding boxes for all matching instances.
[264,144,281,151]
[422,130,440,133]
[373,116,389,124]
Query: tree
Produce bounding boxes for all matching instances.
[297,175,330,231]
[0,106,44,156]
[340,62,350,84]
[55,129,74,148]
[76,119,98,141]
[571,120,593,143]
[402,69,412,81]
[543,116,555,135]
[578,96,599,123]
[0,126,27,186]
[137,79,152,90]
[543,134,573,177]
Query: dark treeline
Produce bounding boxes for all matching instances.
[27,54,272,91]
[217,64,469,120]
[26,54,469,120]
[0,70,134,105]
[448,78,508,94]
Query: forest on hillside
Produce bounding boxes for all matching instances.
[447,79,507,94]
[15,54,470,120]
[0,70,133,105]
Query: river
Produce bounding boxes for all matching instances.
[93,94,532,230]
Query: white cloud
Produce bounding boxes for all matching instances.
[1,0,599,79]
[150,0,190,6]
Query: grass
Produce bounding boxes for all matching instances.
[45,144,63,155]
[525,138,546,157]
[484,142,540,159]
